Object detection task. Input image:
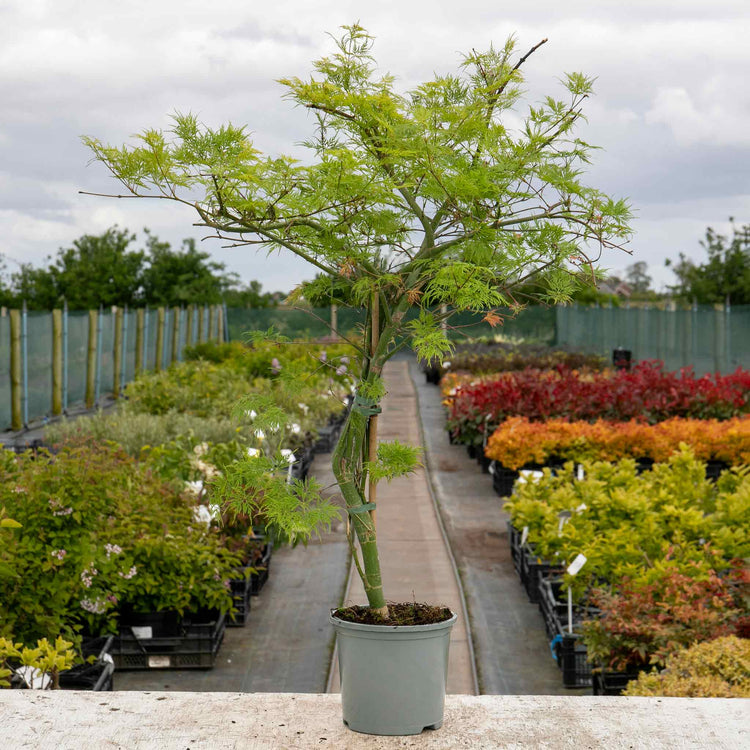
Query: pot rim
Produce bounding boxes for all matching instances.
[329,608,457,634]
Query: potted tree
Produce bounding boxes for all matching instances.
[82,24,630,734]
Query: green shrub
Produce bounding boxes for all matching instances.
[45,410,255,455]
[623,636,750,697]
[0,444,240,643]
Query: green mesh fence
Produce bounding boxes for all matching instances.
[4,303,747,431]
[225,305,556,344]
[26,313,53,422]
[555,304,750,375]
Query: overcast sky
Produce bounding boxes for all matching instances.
[1,0,748,294]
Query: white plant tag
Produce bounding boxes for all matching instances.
[521,526,529,545]
[518,470,544,485]
[567,553,587,577]
[15,666,51,690]
[131,626,153,640]
[148,655,171,669]
[576,503,587,513]
[576,464,585,481]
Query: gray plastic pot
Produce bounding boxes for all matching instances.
[330,610,458,736]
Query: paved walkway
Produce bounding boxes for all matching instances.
[329,359,477,695]
[408,358,584,695]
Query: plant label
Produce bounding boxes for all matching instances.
[521,526,529,545]
[148,655,171,669]
[131,626,153,640]
[567,553,587,577]
[576,464,585,481]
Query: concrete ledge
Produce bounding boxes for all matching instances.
[2,692,747,748]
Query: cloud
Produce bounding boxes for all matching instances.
[0,0,749,293]
[646,86,750,147]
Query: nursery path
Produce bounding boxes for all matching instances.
[407,356,584,695]
[328,358,478,696]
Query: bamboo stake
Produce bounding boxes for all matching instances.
[112,306,123,398]
[85,309,97,409]
[171,306,180,363]
[186,304,194,347]
[198,305,205,343]
[10,309,22,430]
[208,304,216,343]
[51,309,63,415]
[155,307,165,372]
[135,308,145,375]
[368,292,380,530]
[216,304,224,343]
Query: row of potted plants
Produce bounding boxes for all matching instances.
[484,415,750,469]
[503,451,749,692]
[445,361,750,448]
[2,339,357,687]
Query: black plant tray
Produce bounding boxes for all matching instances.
[538,577,596,641]
[313,424,340,453]
[554,633,592,689]
[111,610,226,670]
[491,462,519,497]
[228,566,252,627]
[250,542,273,596]
[520,547,562,604]
[592,665,645,696]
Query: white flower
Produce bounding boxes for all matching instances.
[118,566,138,580]
[247,447,261,458]
[442,361,452,369]
[104,544,122,558]
[193,505,212,525]
[254,429,265,441]
[290,423,301,434]
[297,403,309,415]
[209,504,221,520]
[193,442,209,457]
[280,449,296,464]
[245,409,257,420]
[185,479,204,496]
[194,459,219,479]
[80,597,107,614]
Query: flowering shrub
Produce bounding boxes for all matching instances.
[447,362,750,445]
[485,416,750,469]
[622,636,750,697]
[582,563,746,671]
[0,444,241,644]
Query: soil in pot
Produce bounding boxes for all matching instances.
[334,602,452,626]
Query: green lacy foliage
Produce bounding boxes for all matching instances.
[505,448,750,597]
[0,444,241,644]
[623,636,750,697]
[83,24,631,360]
[364,440,422,482]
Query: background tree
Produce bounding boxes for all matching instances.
[0,226,264,310]
[140,233,237,306]
[222,279,282,308]
[625,261,652,294]
[83,25,631,615]
[666,220,750,305]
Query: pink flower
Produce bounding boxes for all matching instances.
[51,549,67,562]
